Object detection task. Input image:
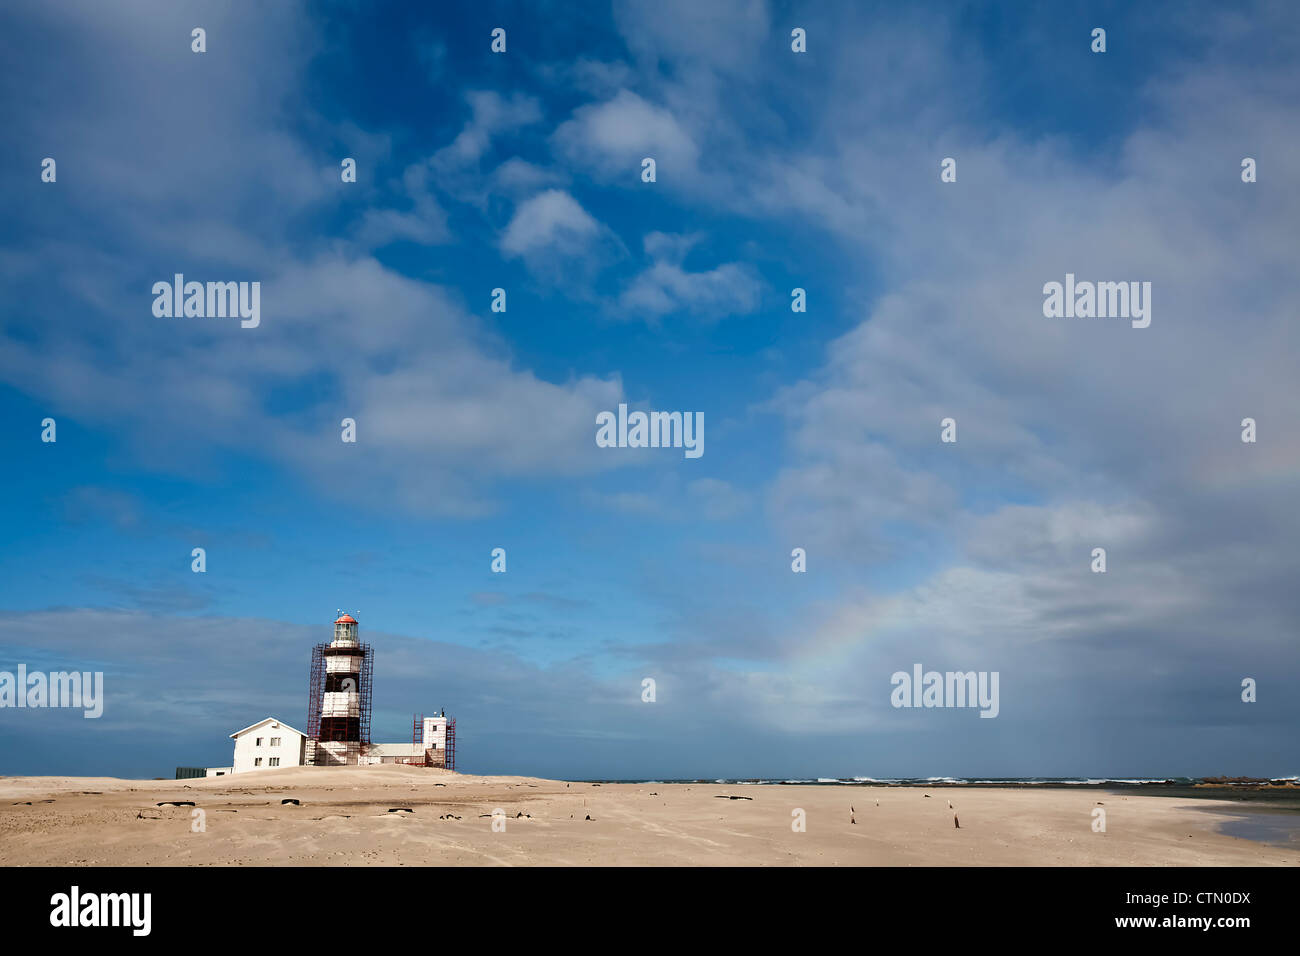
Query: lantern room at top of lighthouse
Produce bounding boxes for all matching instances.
[333,612,359,645]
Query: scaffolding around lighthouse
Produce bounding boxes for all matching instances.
[305,612,373,766]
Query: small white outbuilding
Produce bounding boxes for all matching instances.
[228,717,307,773]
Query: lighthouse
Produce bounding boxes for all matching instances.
[305,612,373,765]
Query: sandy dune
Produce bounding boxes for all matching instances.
[0,765,1291,866]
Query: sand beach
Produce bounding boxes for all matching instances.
[1,765,1293,866]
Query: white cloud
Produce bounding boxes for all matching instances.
[553,89,699,181]
[613,0,771,73]
[491,158,567,195]
[357,90,543,233]
[356,201,449,246]
[620,260,761,320]
[432,90,543,172]
[0,5,634,517]
[0,246,625,516]
[618,231,762,321]
[755,20,1300,560]
[499,189,623,285]
[501,189,601,256]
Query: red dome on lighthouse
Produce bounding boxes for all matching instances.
[334,613,357,625]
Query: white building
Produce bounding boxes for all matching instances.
[226,717,307,774]
[359,743,424,765]
[355,717,453,766]
[421,714,450,764]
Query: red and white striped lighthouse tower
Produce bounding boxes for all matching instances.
[306,612,373,765]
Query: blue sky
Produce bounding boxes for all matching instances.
[1,0,1298,780]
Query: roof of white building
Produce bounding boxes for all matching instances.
[230,716,307,739]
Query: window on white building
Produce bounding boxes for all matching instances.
[254,758,262,766]
[255,737,263,746]
[269,757,280,767]
[270,737,281,747]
